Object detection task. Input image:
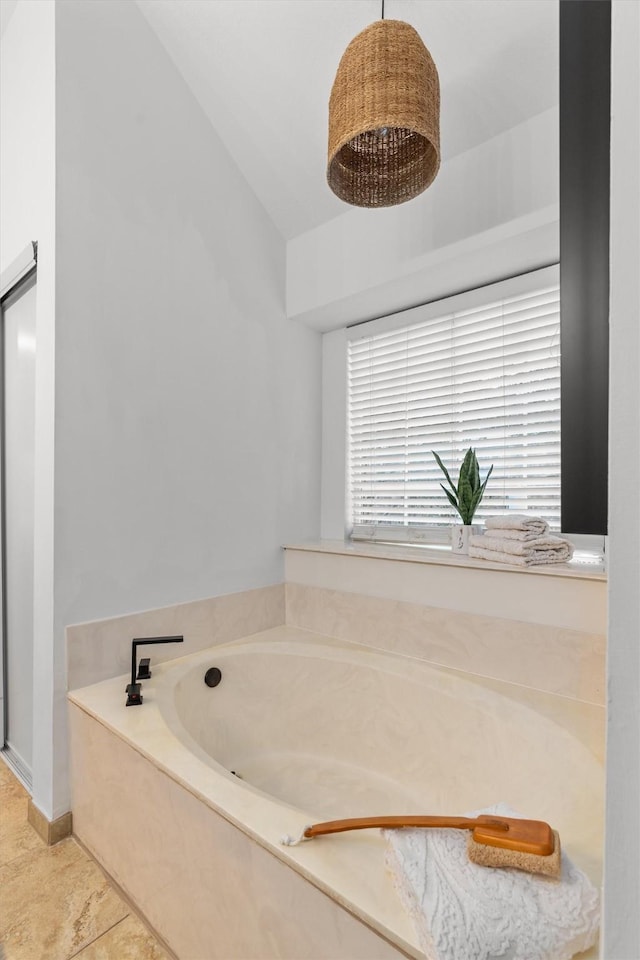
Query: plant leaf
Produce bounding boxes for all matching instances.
[469,486,484,519]
[432,451,458,496]
[458,448,474,494]
[468,463,494,521]
[440,483,461,518]
[480,463,494,493]
[457,473,473,523]
[462,447,475,474]
[458,463,467,491]
[471,449,480,492]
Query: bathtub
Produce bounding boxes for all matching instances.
[68,625,603,959]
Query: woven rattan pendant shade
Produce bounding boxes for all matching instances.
[328,19,440,208]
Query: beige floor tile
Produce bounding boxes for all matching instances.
[0,784,44,866]
[0,766,27,797]
[0,761,167,960]
[0,838,128,960]
[0,757,16,786]
[0,778,29,810]
[71,914,170,960]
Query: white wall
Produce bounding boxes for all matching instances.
[0,0,57,818]
[603,2,640,956]
[287,108,559,331]
[55,0,321,618]
[0,0,54,270]
[46,0,320,817]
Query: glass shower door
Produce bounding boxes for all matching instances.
[1,272,36,782]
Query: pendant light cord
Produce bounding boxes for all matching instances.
[381,0,385,19]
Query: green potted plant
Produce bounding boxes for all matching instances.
[432,447,494,554]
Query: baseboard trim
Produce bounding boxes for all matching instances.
[27,799,73,845]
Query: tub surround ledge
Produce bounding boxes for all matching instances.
[285,582,605,705]
[284,542,607,635]
[284,540,607,580]
[66,583,285,691]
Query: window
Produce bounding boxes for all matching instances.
[347,267,561,543]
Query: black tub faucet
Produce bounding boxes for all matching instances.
[125,635,184,706]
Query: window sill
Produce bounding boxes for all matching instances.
[284,539,607,582]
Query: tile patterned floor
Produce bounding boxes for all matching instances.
[0,758,169,960]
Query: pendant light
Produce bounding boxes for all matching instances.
[327,0,440,208]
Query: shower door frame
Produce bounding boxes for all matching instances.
[0,241,38,785]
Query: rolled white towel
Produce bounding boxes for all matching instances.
[484,528,549,542]
[469,534,573,566]
[469,546,549,566]
[484,514,549,538]
[384,801,600,960]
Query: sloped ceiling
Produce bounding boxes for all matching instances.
[137,0,558,240]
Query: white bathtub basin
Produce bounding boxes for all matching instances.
[69,626,603,958]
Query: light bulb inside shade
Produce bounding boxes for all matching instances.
[376,126,389,137]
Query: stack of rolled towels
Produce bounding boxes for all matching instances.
[469,514,574,566]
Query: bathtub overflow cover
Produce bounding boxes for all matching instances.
[204,667,222,688]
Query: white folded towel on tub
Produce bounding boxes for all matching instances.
[468,534,573,566]
[484,514,549,538]
[383,802,599,960]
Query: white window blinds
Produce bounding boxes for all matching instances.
[348,275,561,541]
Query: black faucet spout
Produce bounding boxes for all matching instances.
[126,635,184,706]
